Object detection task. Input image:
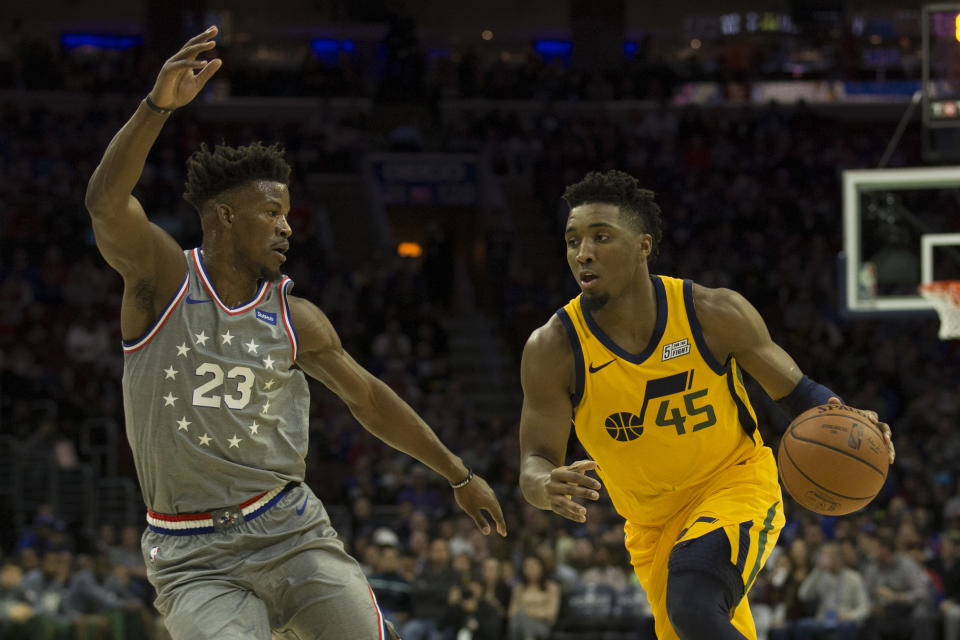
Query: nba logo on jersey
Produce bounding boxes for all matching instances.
[149,546,160,565]
[661,338,690,361]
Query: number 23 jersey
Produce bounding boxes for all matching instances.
[557,275,765,525]
[121,248,309,515]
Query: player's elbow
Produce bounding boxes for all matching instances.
[84,180,113,219]
[84,173,125,220]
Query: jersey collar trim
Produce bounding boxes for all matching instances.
[581,275,668,365]
[192,248,270,315]
[121,273,190,353]
[278,277,299,361]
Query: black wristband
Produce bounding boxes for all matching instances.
[777,375,842,420]
[144,95,176,115]
[450,466,474,489]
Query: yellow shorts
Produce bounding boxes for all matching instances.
[624,446,785,640]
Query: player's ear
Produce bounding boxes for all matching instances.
[637,233,653,261]
[214,202,234,227]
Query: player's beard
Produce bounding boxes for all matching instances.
[259,266,284,282]
[581,292,609,312]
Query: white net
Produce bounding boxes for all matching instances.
[918,282,960,340]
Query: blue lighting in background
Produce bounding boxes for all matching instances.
[311,38,339,55]
[61,34,143,50]
[534,40,573,59]
[623,41,638,56]
[311,38,354,62]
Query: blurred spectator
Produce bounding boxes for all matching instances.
[65,305,111,366]
[768,552,810,640]
[474,556,510,637]
[794,541,871,640]
[14,508,71,557]
[506,555,560,640]
[0,562,35,636]
[368,545,412,627]
[402,538,460,640]
[64,553,146,639]
[534,539,577,592]
[579,543,629,591]
[20,550,72,638]
[934,530,960,640]
[372,319,413,367]
[442,578,482,640]
[861,534,935,640]
[945,480,960,527]
[448,516,477,558]
[396,466,445,515]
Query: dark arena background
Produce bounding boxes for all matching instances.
[1,1,960,639]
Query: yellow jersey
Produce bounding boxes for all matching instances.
[557,275,765,525]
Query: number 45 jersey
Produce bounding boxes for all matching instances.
[121,248,309,515]
[557,275,766,526]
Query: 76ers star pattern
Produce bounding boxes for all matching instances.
[121,249,309,515]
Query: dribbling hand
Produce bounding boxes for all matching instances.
[544,459,601,523]
[453,474,508,537]
[148,26,223,110]
[827,397,895,464]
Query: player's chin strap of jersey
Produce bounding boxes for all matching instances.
[776,375,843,422]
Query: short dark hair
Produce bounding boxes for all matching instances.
[183,142,291,210]
[562,170,664,263]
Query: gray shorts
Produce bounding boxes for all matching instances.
[141,483,388,640]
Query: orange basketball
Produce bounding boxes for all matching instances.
[777,404,889,516]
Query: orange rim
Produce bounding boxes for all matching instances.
[919,281,960,302]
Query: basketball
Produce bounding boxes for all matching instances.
[777,404,889,516]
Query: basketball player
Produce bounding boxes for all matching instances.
[84,27,506,640]
[518,170,895,640]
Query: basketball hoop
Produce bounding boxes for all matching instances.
[918,281,960,339]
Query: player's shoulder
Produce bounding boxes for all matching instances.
[688,281,766,352]
[525,313,572,357]
[688,281,752,322]
[522,314,573,371]
[286,295,340,353]
[521,314,575,393]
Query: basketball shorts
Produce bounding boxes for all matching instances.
[141,483,389,640]
[624,446,785,640]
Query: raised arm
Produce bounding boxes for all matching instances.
[84,27,221,339]
[518,316,601,522]
[695,284,894,461]
[288,295,506,536]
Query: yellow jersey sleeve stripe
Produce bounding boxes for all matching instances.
[555,307,585,408]
[726,365,758,439]
[681,279,725,374]
[734,520,752,577]
[745,500,780,591]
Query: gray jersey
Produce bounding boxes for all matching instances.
[122,248,309,514]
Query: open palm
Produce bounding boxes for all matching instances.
[148,26,223,110]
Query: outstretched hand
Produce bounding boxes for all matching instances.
[544,459,601,523]
[148,26,223,110]
[827,397,895,463]
[453,474,507,537]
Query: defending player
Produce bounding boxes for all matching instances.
[85,27,506,640]
[517,170,894,640]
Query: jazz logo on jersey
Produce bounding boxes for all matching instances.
[604,369,717,442]
[662,338,690,361]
